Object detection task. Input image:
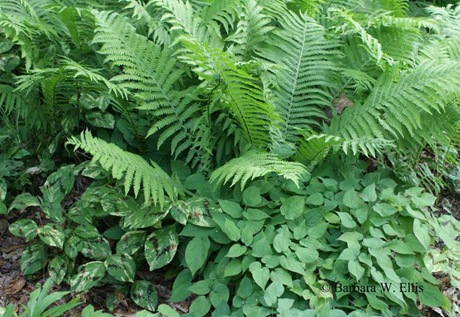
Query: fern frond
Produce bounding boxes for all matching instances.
[210,150,309,188]
[259,12,340,140]
[149,0,221,47]
[67,130,177,207]
[426,4,460,37]
[200,0,242,34]
[331,9,390,69]
[329,60,460,149]
[92,10,201,159]
[226,0,274,60]
[179,36,277,147]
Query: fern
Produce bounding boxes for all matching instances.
[67,130,177,207]
[92,10,202,159]
[210,150,309,188]
[179,35,277,147]
[226,0,274,60]
[328,60,460,154]
[259,12,340,141]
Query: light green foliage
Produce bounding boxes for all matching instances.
[1,0,460,315]
[68,130,177,207]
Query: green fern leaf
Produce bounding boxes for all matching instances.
[210,150,309,188]
[179,36,277,147]
[259,12,340,140]
[67,130,177,207]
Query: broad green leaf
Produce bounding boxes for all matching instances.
[361,184,377,202]
[105,254,136,282]
[8,193,40,213]
[64,235,83,258]
[336,212,356,229]
[263,281,284,306]
[280,196,305,220]
[82,237,112,260]
[169,270,192,302]
[0,201,6,215]
[189,280,212,295]
[185,236,210,275]
[280,255,305,275]
[273,230,290,253]
[373,203,397,217]
[86,112,115,129]
[116,231,146,255]
[75,224,100,239]
[189,296,211,317]
[271,268,293,288]
[226,244,247,258]
[219,199,242,218]
[237,277,253,298]
[210,283,230,308]
[145,226,178,270]
[224,258,242,277]
[103,225,125,240]
[418,283,450,309]
[343,189,360,208]
[131,280,158,311]
[48,255,68,284]
[157,304,180,317]
[70,261,106,292]
[413,219,430,250]
[38,224,66,249]
[21,244,47,275]
[295,247,319,264]
[242,186,263,207]
[243,208,270,221]
[223,218,241,241]
[9,219,38,242]
[348,260,365,280]
[249,262,270,290]
[306,193,324,206]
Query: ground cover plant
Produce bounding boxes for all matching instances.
[1,0,460,316]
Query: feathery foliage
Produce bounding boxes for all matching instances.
[67,130,177,207]
[210,150,309,188]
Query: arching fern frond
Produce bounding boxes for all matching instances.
[67,130,177,207]
[179,36,277,147]
[329,60,460,149]
[259,12,340,141]
[226,0,274,60]
[92,10,202,159]
[210,150,309,188]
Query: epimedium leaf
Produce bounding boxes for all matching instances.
[242,186,263,207]
[85,112,115,129]
[237,277,254,299]
[280,196,305,220]
[219,199,242,218]
[343,189,361,208]
[263,281,284,307]
[224,258,242,277]
[295,247,319,264]
[170,269,192,302]
[336,212,357,229]
[189,296,211,317]
[185,236,210,275]
[361,183,377,202]
[418,283,450,309]
[145,225,179,271]
[210,283,230,308]
[37,224,66,249]
[189,280,212,295]
[226,244,247,258]
[413,219,430,250]
[70,261,106,293]
[273,229,290,253]
[9,219,38,242]
[305,193,324,206]
[131,280,158,311]
[249,262,270,290]
[348,259,365,281]
[105,254,136,282]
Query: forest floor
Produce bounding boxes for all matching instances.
[1,189,459,316]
